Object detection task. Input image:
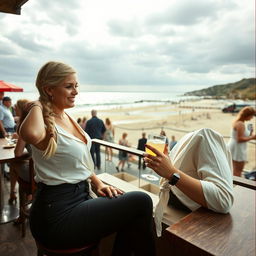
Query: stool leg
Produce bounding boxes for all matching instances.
[19,185,27,237]
[37,248,44,256]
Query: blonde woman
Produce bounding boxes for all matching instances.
[19,61,155,255]
[228,106,256,176]
[104,117,114,161]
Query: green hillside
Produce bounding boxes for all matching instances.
[184,78,256,100]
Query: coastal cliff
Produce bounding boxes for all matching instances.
[184,78,256,100]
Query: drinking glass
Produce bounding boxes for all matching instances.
[145,134,167,156]
[5,132,13,145]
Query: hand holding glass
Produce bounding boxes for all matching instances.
[146,134,167,156]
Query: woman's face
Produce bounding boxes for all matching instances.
[47,74,78,110]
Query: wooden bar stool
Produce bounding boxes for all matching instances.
[16,158,37,237]
[36,240,99,256]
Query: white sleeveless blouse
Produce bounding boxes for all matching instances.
[31,122,94,185]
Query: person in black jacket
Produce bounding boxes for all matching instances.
[85,109,106,170]
[137,132,147,169]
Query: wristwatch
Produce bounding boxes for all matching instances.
[168,173,180,186]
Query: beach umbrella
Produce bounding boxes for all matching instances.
[0,0,29,15]
[0,80,23,92]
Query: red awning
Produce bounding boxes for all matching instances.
[0,80,23,92]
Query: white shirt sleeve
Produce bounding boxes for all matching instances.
[172,128,234,213]
[154,128,234,237]
[196,130,234,213]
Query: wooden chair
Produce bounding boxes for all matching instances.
[36,240,99,256]
[17,157,36,237]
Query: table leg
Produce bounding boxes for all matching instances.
[0,165,19,224]
[0,164,4,211]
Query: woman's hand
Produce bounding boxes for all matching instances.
[96,183,123,198]
[144,144,178,180]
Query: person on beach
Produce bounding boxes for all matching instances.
[77,117,82,126]
[85,109,106,170]
[169,135,177,151]
[104,117,115,161]
[137,132,147,170]
[144,128,234,237]
[8,99,31,206]
[19,61,155,255]
[116,132,129,172]
[81,116,87,130]
[160,130,169,149]
[227,106,256,177]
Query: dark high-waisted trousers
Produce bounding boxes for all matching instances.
[29,180,155,256]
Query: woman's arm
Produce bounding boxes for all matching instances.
[0,120,6,137]
[14,137,26,157]
[144,144,207,207]
[236,121,256,142]
[19,101,47,147]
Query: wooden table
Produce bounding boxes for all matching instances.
[0,138,29,224]
[165,185,256,256]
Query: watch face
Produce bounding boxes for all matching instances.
[169,173,180,185]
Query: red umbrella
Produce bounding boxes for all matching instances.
[0,80,23,92]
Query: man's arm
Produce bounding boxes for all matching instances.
[0,120,6,137]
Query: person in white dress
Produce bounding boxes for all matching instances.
[103,117,115,161]
[227,106,256,176]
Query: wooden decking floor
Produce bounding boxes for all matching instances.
[0,178,37,256]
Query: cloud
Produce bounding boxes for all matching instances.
[146,0,235,26]
[0,0,254,90]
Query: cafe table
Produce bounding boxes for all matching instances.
[0,138,29,224]
[165,185,256,256]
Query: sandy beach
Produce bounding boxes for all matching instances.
[71,99,256,171]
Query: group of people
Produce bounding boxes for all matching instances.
[75,111,180,173]
[76,111,115,170]
[0,93,32,210]
[2,60,255,255]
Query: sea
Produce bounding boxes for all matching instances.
[6,90,200,113]
[5,89,254,115]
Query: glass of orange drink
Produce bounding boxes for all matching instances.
[146,134,167,156]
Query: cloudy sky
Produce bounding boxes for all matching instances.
[0,0,254,92]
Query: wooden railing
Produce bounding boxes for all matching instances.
[92,138,256,190]
[92,138,144,157]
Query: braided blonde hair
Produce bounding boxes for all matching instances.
[36,61,76,158]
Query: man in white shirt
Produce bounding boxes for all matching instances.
[0,91,5,138]
[0,96,15,137]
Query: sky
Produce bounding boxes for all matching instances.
[0,0,255,92]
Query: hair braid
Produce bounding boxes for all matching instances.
[40,96,57,158]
